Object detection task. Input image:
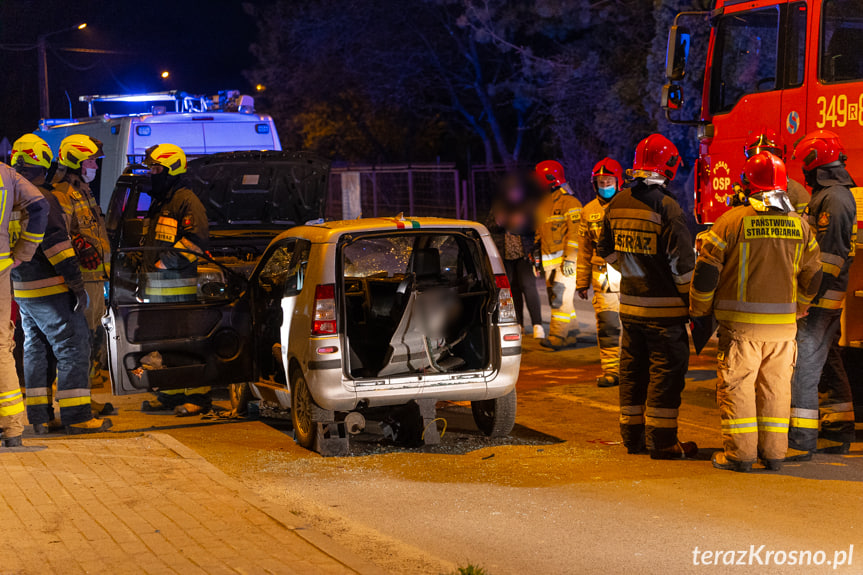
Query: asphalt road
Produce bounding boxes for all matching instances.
[54,294,863,575]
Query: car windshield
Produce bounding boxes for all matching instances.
[820,0,863,83]
[710,7,780,114]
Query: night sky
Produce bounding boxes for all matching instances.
[0,0,261,139]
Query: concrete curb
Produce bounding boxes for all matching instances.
[146,432,389,575]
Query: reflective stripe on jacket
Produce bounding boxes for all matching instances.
[803,184,856,309]
[690,205,822,340]
[535,185,582,269]
[52,174,111,282]
[576,196,610,290]
[12,185,84,300]
[0,163,49,269]
[596,182,694,323]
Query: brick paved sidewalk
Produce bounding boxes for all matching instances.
[0,433,386,575]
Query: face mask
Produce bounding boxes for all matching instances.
[150,170,170,199]
[597,185,616,199]
[82,167,98,183]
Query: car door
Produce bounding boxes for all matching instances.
[247,236,311,385]
[104,246,254,395]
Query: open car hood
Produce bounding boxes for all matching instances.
[186,151,330,228]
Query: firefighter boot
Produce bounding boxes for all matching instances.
[596,374,619,388]
[816,438,850,454]
[33,418,63,435]
[3,435,23,448]
[712,451,753,473]
[539,338,564,351]
[91,400,116,416]
[66,417,113,435]
[649,441,698,460]
[758,452,783,471]
[784,448,813,462]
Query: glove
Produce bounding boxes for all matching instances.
[562,260,576,277]
[72,235,102,270]
[73,288,89,313]
[577,287,589,300]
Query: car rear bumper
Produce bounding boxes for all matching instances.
[304,325,521,411]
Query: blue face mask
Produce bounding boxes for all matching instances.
[598,185,616,199]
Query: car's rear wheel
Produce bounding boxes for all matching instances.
[290,371,331,450]
[471,389,517,437]
[229,383,252,415]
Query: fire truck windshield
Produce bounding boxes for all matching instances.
[710,7,780,115]
[820,0,863,83]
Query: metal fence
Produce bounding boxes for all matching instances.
[326,164,516,223]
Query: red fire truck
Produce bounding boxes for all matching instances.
[661,0,863,417]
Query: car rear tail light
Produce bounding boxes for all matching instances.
[495,274,517,324]
[312,284,337,335]
[503,333,520,341]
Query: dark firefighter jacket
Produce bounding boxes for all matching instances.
[142,183,209,271]
[12,185,84,300]
[596,182,694,324]
[802,171,856,310]
[690,203,822,341]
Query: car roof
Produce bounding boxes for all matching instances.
[274,217,490,244]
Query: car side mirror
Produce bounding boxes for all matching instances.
[661,84,684,111]
[665,25,690,81]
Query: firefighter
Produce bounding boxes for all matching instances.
[53,134,112,389]
[576,158,622,387]
[743,131,810,212]
[787,130,857,460]
[10,135,113,435]
[0,148,49,447]
[691,152,822,472]
[533,160,582,350]
[596,134,697,459]
[138,143,211,416]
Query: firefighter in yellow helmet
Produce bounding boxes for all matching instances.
[11,134,113,436]
[0,138,50,447]
[53,134,112,391]
[138,143,211,416]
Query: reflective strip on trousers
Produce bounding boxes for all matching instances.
[720,416,759,434]
[790,407,819,429]
[756,416,790,433]
[0,389,24,417]
[645,407,678,428]
[821,402,855,423]
[620,405,644,426]
[24,386,51,405]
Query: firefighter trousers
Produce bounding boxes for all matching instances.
[591,265,620,377]
[545,266,579,346]
[619,320,688,451]
[84,279,107,372]
[790,307,855,451]
[154,387,212,409]
[716,327,795,463]
[20,292,92,426]
[0,268,25,439]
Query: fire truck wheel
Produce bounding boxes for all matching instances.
[471,389,517,437]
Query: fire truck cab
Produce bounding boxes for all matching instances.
[662,0,863,419]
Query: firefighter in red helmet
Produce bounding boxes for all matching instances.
[786,130,858,460]
[691,152,821,472]
[533,160,583,350]
[742,130,810,212]
[577,158,623,387]
[597,134,698,459]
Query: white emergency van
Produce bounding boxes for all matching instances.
[34,90,281,210]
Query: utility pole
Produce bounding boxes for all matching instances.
[37,35,49,119]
